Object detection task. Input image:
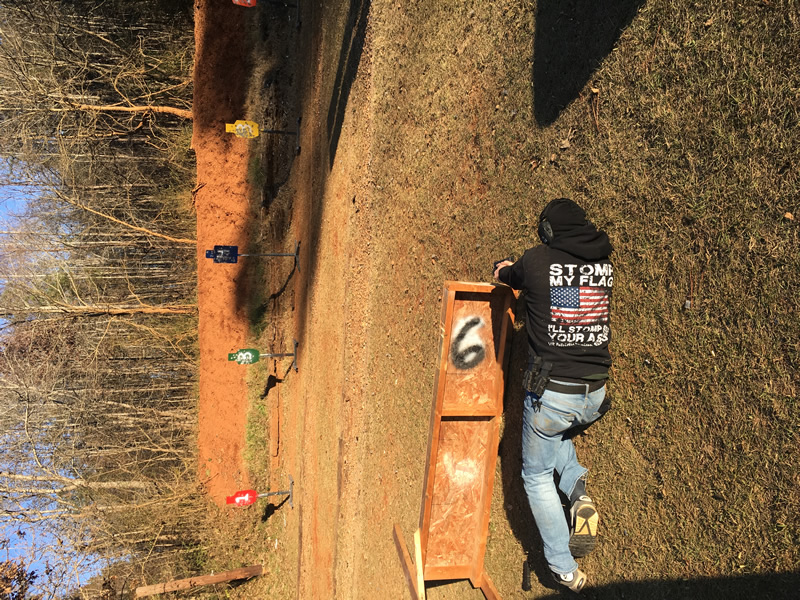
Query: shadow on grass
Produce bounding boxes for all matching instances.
[260,373,283,399]
[536,570,800,599]
[326,0,371,167]
[268,258,298,299]
[533,0,646,126]
[289,0,372,352]
[498,295,549,581]
[260,494,291,522]
[248,255,298,323]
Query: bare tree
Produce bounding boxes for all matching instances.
[0,2,204,595]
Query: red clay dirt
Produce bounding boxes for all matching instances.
[193,0,255,504]
[192,2,372,598]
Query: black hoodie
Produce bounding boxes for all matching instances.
[498,199,614,380]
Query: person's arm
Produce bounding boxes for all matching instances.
[494,255,525,289]
[493,260,513,282]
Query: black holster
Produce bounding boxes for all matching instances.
[522,356,552,397]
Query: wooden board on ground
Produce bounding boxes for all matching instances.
[395,281,515,599]
[135,565,263,597]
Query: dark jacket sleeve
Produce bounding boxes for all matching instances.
[498,254,526,290]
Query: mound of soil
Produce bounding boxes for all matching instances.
[193,0,255,504]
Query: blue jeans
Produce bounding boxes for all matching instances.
[521,380,606,575]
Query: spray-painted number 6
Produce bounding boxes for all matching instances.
[450,316,486,370]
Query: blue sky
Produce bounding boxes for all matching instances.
[1,154,44,299]
[0,166,32,302]
[0,165,100,594]
[1,160,37,240]
[0,167,110,596]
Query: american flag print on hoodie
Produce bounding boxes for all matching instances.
[550,286,610,324]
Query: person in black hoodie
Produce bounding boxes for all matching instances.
[493,198,613,594]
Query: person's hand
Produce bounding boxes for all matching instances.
[493,260,514,281]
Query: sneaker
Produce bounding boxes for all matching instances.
[569,495,599,558]
[553,568,587,593]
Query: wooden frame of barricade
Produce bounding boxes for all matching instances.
[394,281,515,600]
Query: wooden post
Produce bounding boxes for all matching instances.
[393,524,419,600]
[135,565,263,597]
[414,529,426,600]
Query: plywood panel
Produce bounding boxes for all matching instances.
[425,418,491,568]
[442,296,499,414]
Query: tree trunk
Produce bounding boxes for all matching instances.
[68,103,193,120]
[0,304,196,318]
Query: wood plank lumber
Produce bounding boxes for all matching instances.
[414,529,427,600]
[393,524,420,600]
[134,565,263,597]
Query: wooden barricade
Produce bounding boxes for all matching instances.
[394,281,515,599]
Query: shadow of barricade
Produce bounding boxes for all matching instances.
[498,294,552,583]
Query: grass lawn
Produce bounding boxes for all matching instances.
[212,1,799,598]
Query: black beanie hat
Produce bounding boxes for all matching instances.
[539,198,613,260]
[540,198,587,233]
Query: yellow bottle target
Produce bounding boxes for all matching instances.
[225,120,260,139]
